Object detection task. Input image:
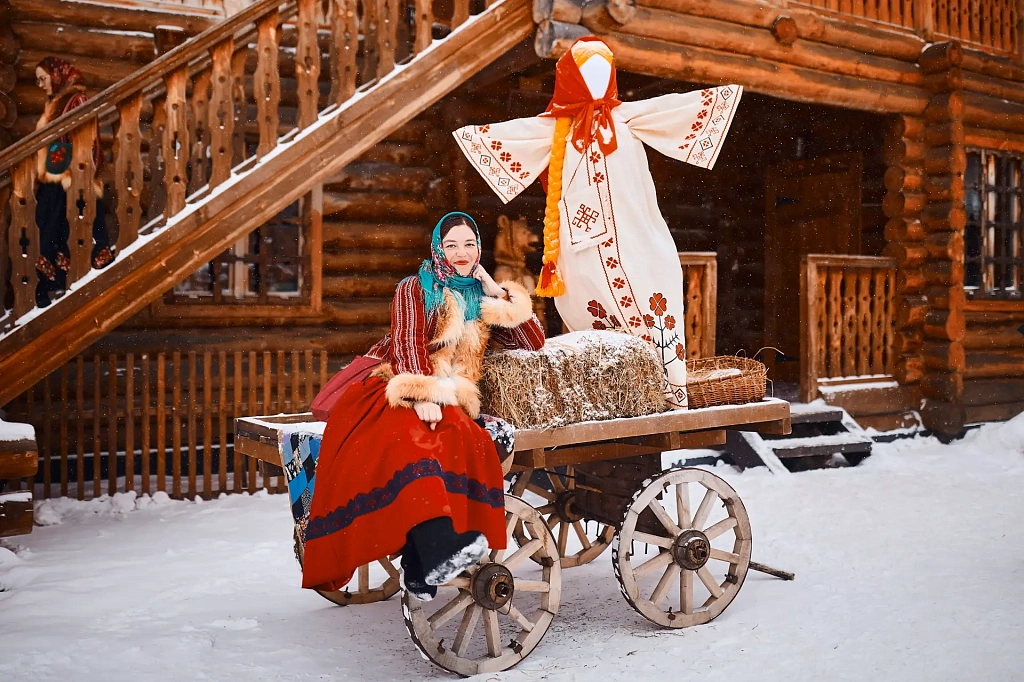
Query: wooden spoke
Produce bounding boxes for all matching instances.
[503,538,543,571]
[691,487,719,532]
[680,568,694,615]
[634,550,673,578]
[697,566,724,600]
[504,604,535,632]
[632,531,674,549]
[510,468,614,569]
[614,468,752,629]
[447,576,471,590]
[378,558,400,579]
[649,499,681,537]
[453,605,481,656]
[358,563,370,594]
[557,518,570,555]
[676,481,691,530]
[483,609,501,657]
[651,563,681,607]
[572,521,592,550]
[703,517,738,540]
[404,495,561,676]
[428,591,473,628]
[709,548,741,565]
[514,580,552,593]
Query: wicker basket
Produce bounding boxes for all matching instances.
[685,356,767,409]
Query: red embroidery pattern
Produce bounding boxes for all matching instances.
[620,296,633,308]
[605,257,619,269]
[612,277,626,289]
[572,204,600,233]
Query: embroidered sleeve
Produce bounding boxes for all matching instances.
[618,86,743,170]
[491,317,546,351]
[390,277,433,376]
[452,117,556,204]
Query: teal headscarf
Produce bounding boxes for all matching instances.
[417,212,484,322]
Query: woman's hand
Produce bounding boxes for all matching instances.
[413,401,443,430]
[473,266,507,298]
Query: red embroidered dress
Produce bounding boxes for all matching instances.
[301,278,543,591]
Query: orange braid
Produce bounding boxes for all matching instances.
[536,116,572,298]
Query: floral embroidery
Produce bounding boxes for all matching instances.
[589,151,602,163]
[510,161,522,172]
[587,300,607,318]
[643,314,655,327]
[602,238,615,248]
[36,256,57,281]
[650,293,667,316]
[593,172,605,184]
[479,125,490,133]
[664,314,676,330]
[620,296,633,308]
[490,140,502,151]
[628,316,642,328]
[500,151,512,162]
[612,277,626,289]
[675,343,686,361]
[605,257,619,269]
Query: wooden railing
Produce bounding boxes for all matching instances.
[679,252,718,360]
[791,0,1022,57]
[800,255,897,402]
[0,0,483,330]
[4,349,331,501]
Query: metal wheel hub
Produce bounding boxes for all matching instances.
[554,491,584,523]
[672,529,711,571]
[471,563,515,610]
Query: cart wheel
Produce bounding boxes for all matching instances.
[293,529,401,606]
[612,467,751,629]
[509,466,615,568]
[402,495,561,676]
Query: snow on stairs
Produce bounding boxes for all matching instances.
[724,403,874,473]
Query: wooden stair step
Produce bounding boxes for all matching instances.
[323,274,403,298]
[788,403,847,425]
[323,221,430,250]
[323,191,430,222]
[768,433,874,459]
[323,249,423,275]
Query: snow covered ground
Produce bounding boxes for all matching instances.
[2,416,1023,681]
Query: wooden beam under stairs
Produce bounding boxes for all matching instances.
[0,0,533,408]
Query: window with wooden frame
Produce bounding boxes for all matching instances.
[964,149,1023,299]
[153,189,322,317]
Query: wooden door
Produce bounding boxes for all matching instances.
[764,152,862,382]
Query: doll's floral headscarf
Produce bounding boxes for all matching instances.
[37,57,84,97]
[417,212,484,322]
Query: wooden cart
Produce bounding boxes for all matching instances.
[235,398,791,676]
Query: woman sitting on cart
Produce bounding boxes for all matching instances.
[302,212,545,600]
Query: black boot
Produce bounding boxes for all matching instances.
[35,281,51,308]
[400,546,436,601]
[407,516,489,587]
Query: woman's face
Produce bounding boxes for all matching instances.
[441,223,479,277]
[35,67,53,96]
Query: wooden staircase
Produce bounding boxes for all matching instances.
[725,403,874,472]
[0,0,533,408]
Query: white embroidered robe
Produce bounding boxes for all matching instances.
[454,85,743,408]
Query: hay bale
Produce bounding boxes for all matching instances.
[480,331,667,429]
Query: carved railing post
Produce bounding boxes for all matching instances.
[329,0,359,105]
[67,123,98,284]
[295,0,321,130]
[8,159,37,320]
[209,38,235,188]
[255,10,281,158]
[114,94,144,250]
[918,41,968,435]
[163,68,190,218]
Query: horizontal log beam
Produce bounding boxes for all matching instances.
[581,4,923,87]
[9,0,217,33]
[536,21,929,116]
[12,21,157,63]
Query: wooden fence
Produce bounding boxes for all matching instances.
[791,0,1021,57]
[800,255,897,402]
[4,350,330,501]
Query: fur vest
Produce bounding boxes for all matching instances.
[372,280,536,418]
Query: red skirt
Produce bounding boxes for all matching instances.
[301,376,508,591]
